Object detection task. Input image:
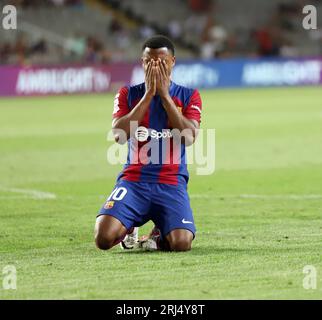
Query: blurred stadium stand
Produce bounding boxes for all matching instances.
[0,0,321,65]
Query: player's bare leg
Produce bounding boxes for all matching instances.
[95,215,128,250]
[164,229,193,251]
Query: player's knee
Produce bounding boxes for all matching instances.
[169,237,192,252]
[95,233,115,250]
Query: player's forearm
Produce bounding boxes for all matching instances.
[161,94,197,145]
[112,93,153,143]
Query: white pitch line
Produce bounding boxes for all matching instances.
[0,186,57,200]
[190,194,322,200]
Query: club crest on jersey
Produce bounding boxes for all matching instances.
[104,201,114,209]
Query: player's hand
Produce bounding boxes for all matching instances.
[144,61,156,98]
[156,59,170,98]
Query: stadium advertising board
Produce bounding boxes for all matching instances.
[1,58,322,96]
[0,64,133,96]
[170,58,322,88]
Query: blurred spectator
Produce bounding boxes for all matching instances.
[109,18,124,34]
[280,41,300,58]
[0,43,12,64]
[108,18,131,51]
[65,0,83,6]
[200,15,229,59]
[115,31,131,50]
[13,35,28,64]
[50,0,65,6]
[84,36,103,63]
[184,14,208,40]
[64,33,86,59]
[168,20,183,40]
[28,38,48,55]
[188,0,213,13]
[252,25,281,57]
[139,25,155,40]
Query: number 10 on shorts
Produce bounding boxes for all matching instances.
[108,187,128,201]
[104,187,127,209]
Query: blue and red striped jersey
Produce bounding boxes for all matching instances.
[113,81,202,186]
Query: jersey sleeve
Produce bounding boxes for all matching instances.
[112,86,130,119]
[183,89,202,124]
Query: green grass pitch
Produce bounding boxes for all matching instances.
[0,87,321,299]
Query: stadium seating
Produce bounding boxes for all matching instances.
[115,0,322,57]
[0,0,321,65]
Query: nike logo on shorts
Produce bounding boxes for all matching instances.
[182,218,193,224]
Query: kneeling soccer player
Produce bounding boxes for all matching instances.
[94,35,202,251]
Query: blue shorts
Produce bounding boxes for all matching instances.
[98,180,196,238]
